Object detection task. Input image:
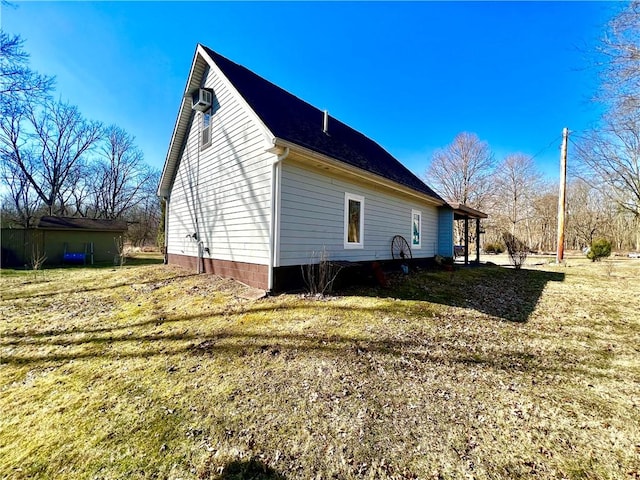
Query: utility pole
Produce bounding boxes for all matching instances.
[556,127,568,263]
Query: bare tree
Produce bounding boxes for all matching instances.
[492,153,542,247]
[575,124,640,218]
[125,171,162,247]
[0,157,43,227]
[575,2,640,218]
[425,132,496,210]
[0,33,52,227]
[0,32,54,115]
[596,1,640,117]
[1,97,102,215]
[530,184,558,253]
[92,125,154,219]
[1,32,162,233]
[610,210,640,250]
[566,179,611,249]
[64,161,94,217]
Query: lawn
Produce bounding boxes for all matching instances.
[1,257,639,479]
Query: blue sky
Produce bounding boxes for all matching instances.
[1,1,618,181]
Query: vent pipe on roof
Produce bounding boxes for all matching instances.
[323,110,329,134]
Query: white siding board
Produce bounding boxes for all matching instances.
[278,162,440,266]
[167,63,273,265]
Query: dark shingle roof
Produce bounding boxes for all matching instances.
[202,46,444,202]
[38,216,128,231]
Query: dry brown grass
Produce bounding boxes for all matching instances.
[1,258,639,479]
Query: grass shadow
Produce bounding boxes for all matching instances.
[1,269,196,300]
[2,311,592,378]
[120,255,165,266]
[66,255,164,269]
[216,457,286,479]
[342,264,565,322]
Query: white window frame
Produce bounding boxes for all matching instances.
[200,109,212,150]
[411,209,422,249]
[344,192,364,249]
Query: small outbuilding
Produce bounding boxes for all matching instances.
[1,216,127,267]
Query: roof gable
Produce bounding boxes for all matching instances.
[159,44,443,203]
[202,46,443,202]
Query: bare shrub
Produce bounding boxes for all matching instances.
[604,261,615,277]
[30,242,47,281]
[114,236,126,267]
[301,247,343,296]
[502,231,528,269]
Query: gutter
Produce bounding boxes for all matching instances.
[267,145,290,292]
[272,138,445,208]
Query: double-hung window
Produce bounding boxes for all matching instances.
[344,193,364,248]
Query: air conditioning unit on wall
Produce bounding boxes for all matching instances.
[192,88,212,111]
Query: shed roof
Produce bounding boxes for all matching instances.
[159,45,444,203]
[38,216,128,232]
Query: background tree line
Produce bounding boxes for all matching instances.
[425,2,640,254]
[0,32,161,247]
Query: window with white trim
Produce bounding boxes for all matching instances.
[344,193,364,248]
[411,209,422,248]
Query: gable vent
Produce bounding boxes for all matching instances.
[192,88,212,112]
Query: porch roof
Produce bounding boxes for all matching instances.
[449,203,488,220]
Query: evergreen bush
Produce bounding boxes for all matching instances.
[586,239,612,262]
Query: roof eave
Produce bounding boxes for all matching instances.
[157,45,208,198]
[273,138,445,207]
[448,202,488,219]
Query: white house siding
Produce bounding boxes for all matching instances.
[167,65,273,265]
[278,160,439,266]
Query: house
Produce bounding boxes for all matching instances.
[1,216,127,267]
[158,44,465,291]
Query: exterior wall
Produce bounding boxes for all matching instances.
[2,229,41,266]
[1,228,125,266]
[278,159,440,266]
[168,253,268,290]
[166,64,273,267]
[437,208,455,257]
[43,230,125,264]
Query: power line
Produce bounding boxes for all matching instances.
[529,135,562,161]
[567,135,591,158]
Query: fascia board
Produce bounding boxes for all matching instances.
[157,47,203,198]
[273,138,445,208]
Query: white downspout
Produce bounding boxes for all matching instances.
[163,196,170,264]
[268,146,289,292]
